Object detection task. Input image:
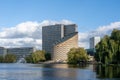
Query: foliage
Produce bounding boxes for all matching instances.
[45,53,51,61]
[96,65,120,78]
[67,47,89,64]
[95,29,120,64]
[0,55,4,63]
[25,55,33,63]
[3,53,17,63]
[25,50,46,63]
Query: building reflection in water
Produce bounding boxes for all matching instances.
[41,64,96,80]
[0,64,98,80]
[41,64,77,80]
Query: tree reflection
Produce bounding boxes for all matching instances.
[95,65,120,79]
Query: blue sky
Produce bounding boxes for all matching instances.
[0,0,120,49]
[0,0,120,31]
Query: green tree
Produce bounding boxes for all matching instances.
[0,55,3,63]
[111,29,120,41]
[25,55,33,63]
[25,50,46,63]
[32,50,46,63]
[95,29,120,64]
[67,47,88,64]
[45,53,51,61]
[4,53,16,63]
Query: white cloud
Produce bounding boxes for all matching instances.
[78,21,120,49]
[78,32,89,48]
[0,20,73,49]
[1,20,120,50]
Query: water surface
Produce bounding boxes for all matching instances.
[0,63,119,80]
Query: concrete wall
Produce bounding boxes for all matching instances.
[53,33,78,61]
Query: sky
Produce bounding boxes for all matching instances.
[0,0,120,49]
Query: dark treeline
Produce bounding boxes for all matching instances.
[0,50,51,63]
[0,54,16,63]
[25,50,45,63]
[25,50,51,63]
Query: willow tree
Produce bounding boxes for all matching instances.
[95,29,120,64]
[110,29,120,64]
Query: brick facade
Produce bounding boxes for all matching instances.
[53,33,78,61]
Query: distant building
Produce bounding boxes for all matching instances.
[7,47,36,59]
[88,36,101,56]
[42,24,78,61]
[90,36,101,49]
[0,47,7,56]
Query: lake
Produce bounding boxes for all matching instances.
[0,63,120,80]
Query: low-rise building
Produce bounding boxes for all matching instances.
[7,47,36,59]
[0,47,7,56]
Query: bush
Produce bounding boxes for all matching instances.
[45,53,51,61]
[0,55,4,63]
[25,50,46,63]
[67,47,88,64]
[3,53,17,63]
